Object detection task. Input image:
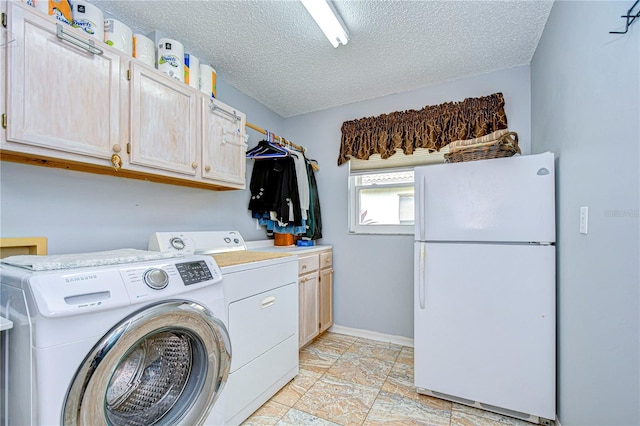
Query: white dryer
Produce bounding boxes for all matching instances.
[0,251,231,426]
[149,231,299,425]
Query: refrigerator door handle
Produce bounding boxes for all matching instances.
[419,175,426,241]
[419,242,426,309]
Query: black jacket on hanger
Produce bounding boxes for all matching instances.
[248,157,302,227]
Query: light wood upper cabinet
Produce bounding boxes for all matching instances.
[129,62,198,176]
[1,2,246,190]
[4,2,121,165]
[201,98,246,188]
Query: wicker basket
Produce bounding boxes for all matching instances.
[445,131,520,163]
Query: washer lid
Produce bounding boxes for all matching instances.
[0,249,178,271]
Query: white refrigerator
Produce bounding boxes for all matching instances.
[413,152,556,422]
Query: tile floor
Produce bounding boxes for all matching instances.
[241,332,535,426]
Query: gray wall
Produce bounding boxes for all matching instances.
[1,65,531,337]
[0,79,284,253]
[531,1,639,425]
[284,66,532,338]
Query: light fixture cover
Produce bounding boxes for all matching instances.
[300,0,349,48]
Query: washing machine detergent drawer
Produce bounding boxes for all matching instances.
[228,282,297,372]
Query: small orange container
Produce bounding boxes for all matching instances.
[274,233,294,246]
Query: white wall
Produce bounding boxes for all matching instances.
[284,66,532,338]
[531,1,639,425]
[0,79,283,254]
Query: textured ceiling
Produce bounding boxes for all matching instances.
[91,0,554,118]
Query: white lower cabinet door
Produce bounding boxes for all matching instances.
[5,2,121,163]
[414,242,555,419]
[129,62,198,176]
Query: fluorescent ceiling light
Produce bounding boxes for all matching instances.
[300,0,349,48]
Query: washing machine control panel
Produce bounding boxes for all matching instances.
[22,256,223,318]
[143,268,170,289]
[175,260,214,286]
[120,256,223,303]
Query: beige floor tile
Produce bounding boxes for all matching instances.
[316,332,359,346]
[353,337,404,350]
[396,346,414,366]
[293,375,380,426]
[253,333,534,426]
[381,364,452,412]
[382,362,415,395]
[347,340,403,362]
[299,345,341,373]
[363,390,452,426]
[276,408,342,426]
[309,337,355,357]
[241,400,290,426]
[324,351,394,388]
[271,368,324,407]
[451,403,534,426]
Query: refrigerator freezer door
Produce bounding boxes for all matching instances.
[414,242,556,419]
[414,153,555,243]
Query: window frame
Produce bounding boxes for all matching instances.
[348,167,416,235]
[347,147,448,235]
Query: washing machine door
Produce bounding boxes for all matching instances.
[63,300,231,426]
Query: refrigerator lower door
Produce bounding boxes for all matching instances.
[414,242,555,420]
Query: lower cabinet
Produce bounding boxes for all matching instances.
[298,249,333,348]
[319,250,334,334]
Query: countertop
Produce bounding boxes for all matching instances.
[210,250,293,268]
[246,240,332,255]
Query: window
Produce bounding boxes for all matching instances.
[349,169,415,234]
[347,147,449,235]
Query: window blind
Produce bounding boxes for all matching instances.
[348,146,449,172]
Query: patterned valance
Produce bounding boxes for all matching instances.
[337,92,508,165]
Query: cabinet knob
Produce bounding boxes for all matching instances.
[191,162,198,169]
[112,144,121,153]
[205,165,211,172]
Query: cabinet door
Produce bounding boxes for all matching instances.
[129,62,198,176]
[299,272,319,348]
[319,266,333,333]
[201,97,246,188]
[5,3,120,162]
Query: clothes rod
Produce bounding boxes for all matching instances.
[245,122,305,153]
[245,121,320,171]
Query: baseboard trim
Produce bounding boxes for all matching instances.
[328,324,414,347]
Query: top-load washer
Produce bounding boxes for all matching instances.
[149,231,299,425]
[0,249,231,426]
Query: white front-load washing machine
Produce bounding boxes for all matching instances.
[0,251,231,426]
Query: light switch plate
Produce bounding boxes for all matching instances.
[580,206,588,234]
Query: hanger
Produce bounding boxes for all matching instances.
[306,158,320,172]
[246,131,292,159]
